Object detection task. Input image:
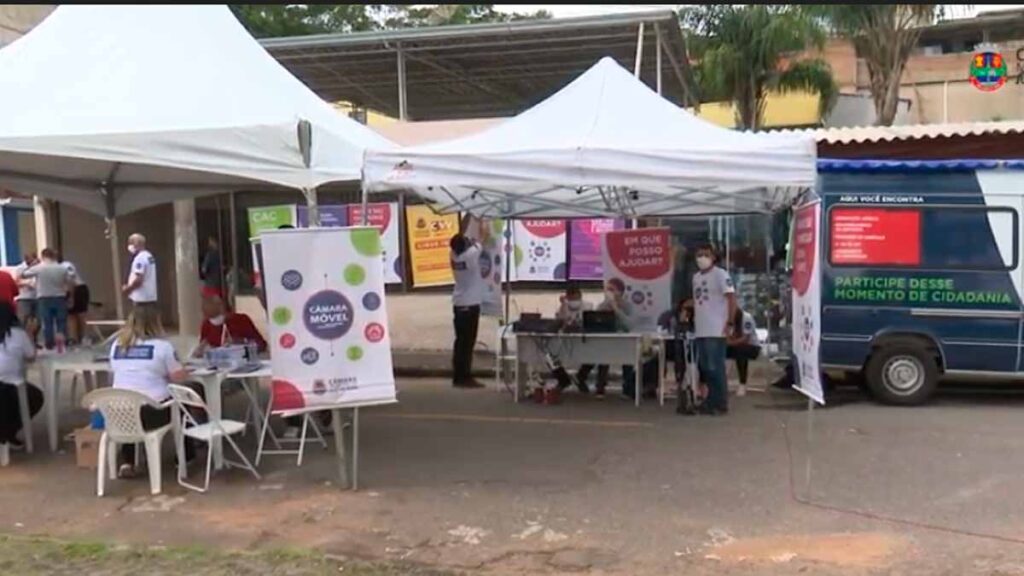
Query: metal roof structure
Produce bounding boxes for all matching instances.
[261,10,697,121]
[778,120,1024,145]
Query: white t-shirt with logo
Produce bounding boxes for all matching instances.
[62,261,86,287]
[129,249,158,303]
[110,338,180,402]
[0,327,34,384]
[738,311,761,347]
[451,243,484,307]
[692,266,735,338]
[14,261,36,301]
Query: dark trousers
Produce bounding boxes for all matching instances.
[122,383,205,464]
[623,359,660,399]
[452,305,481,384]
[553,364,609,393]
[37,296,68,349]
[0,382,43,443]
[697,338,728,411]
[727,344,761,384]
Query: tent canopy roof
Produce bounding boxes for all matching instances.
[0,4,393,217]
[363,58,816,219]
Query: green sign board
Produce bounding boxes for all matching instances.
[831,275,1013,306]
[247,205,296,238]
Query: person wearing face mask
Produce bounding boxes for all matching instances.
[194,294,267,357]
[690,243,737,416]
[551,284,597,394]
[122,233,158,310]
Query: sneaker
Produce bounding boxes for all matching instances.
[118,463,136,479]
[594,391,606,400]
[737,384,747,397]
[282,426,301,440]
[454,379,486,389]
[8,438,24,452]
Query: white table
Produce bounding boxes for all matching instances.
[188,361,272,470]
[514,332,666,407]
[38,350,110,452]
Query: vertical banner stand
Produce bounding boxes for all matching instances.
[805,397,814,499]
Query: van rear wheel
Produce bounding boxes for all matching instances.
[866,345,938,406]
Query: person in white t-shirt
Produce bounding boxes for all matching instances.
[449,232,484,388]
[726,307,762,397]
[691,244,736,416]
[109,305,197,477]
[57,251,91,346]
[0,303,42,449]
[122,233,158,309]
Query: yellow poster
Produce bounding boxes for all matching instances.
[405,205,459,287]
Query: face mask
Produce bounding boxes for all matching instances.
[127,245,138,255]
[209,314,225,326]
[696,256,713,271]
[567,300,582,311]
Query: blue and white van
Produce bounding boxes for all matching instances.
[819,160,1024,405]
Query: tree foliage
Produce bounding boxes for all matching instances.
[803,5,947,126]
[230,4,551,38]
[680,5,837,131]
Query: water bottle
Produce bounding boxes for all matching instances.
[89,411,104,430]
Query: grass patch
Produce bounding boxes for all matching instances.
[0,535,460,575]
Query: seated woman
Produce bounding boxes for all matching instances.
[726,307,762,397]
[194,294,267,357]
[109,306,200,477]
[0,303,42,450]
[550,284,595,394]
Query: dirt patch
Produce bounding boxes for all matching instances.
[710,533,907,568]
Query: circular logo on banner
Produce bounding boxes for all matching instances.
[365,322,386,343]
[522,219,565,239]
[300,347,320,365]
[791,205,818,297]
[362,292,382,311]
[279,333,296,349]
[303,290,354,341]
[479,250,493,278]
[970,47,1008,92]
[281,270,303,291]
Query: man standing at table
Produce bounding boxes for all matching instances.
[122,233,158,310]
[691,244,736,416]
[450,232,484,389]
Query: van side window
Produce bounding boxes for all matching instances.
[828,206,1017,271]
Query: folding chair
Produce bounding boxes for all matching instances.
[167,384,260,493]
[255,386,328,467]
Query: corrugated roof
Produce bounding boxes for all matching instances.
[818,159,1024,172]
[778,121,1024,145]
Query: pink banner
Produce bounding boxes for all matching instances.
[569,218,623,280]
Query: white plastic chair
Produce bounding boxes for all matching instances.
[167,384,260,493]
[81,388,172,497]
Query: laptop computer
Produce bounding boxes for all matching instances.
[583,310,618,333]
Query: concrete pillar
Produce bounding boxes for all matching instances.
[173,199,201,336]
[32,195,55,253]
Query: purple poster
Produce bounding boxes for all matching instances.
[297,205,349,228]
[569,218,624,279]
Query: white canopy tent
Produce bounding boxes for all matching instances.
[0,4,393,317]
[363,57,816,219]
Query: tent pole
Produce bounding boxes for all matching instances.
[101,166,125,321]
[228,191,239,308]
[633,22,645,78]
[655,23,663,95]
[360,182,370,226]
[397,43,408,121]
[503,220,512,326]
[304,188,321,227]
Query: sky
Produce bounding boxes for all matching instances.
[495,4,1024,20]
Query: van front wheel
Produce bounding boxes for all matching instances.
[866,345,938,406]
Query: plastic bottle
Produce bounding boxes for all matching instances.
[89,411,104,430]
